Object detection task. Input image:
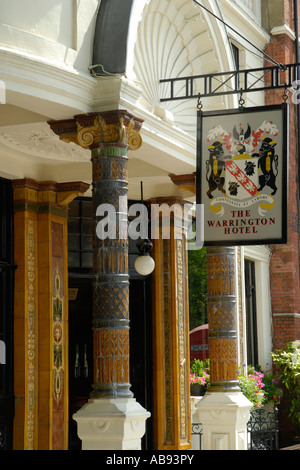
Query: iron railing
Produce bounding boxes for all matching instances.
[191,407,279,450]
[247,407,279,450]
[191,423,203,450]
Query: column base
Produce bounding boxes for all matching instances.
[73,397,151,450]
[195,391,252,450]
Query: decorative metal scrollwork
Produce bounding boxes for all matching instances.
[247,408,279,450]
[191,422,203,450]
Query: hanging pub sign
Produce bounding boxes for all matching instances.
[196,103,289,246]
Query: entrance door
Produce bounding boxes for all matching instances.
[129,277,153,450]
[68,276,153,450]
[0,178,15,450]
[68,276,93,450]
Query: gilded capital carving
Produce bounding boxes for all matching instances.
[48,110,143,151]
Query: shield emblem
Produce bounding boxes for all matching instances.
[225,156,258,200]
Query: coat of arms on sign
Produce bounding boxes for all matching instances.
[205,119,279,216]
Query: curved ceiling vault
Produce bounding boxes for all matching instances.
[131,0,237,137]
[92,0,237,137]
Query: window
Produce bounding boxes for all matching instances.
[244,259,258,366]
[67,198,147,276]
[231,42,239,70]
[68,198,93,271]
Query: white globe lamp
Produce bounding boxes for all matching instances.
[134,238,155,276]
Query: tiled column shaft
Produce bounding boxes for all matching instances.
[206,246,239,391]
[91,142,131,398]
[49,111,143,399]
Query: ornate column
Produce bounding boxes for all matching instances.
[169,173,252,450]
[206,247,240,392]
[150,197,191,450]
[13,179,89,450]
[196,246,252,450]
[49,111,150,450]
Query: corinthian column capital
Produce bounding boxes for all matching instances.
[48,110,143,150]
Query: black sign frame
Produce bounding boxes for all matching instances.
[196,103,289,247]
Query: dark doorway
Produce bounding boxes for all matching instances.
[68,276,93,450]
[68,276,153,450]
[67,197,153,449]
[244,259,258,366]
[0,178,15,450]
[129,277,153,450]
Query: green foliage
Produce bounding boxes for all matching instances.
[238,365,265,408]
[190,360,282,409]
[190,359,210,386]
[270,341,300,426]
[188,247,207,330]
[257,367,283,406]
[190,358,210,376]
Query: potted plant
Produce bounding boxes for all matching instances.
[190,359,210,396]
[238,364,265,408]
[257,365,283,409]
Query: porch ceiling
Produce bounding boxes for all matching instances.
[0,105,195,201]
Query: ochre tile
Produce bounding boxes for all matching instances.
[38,395,50,425]
[14,317,25,345]
[14,344,26,372]
[38,343,51,371]
[38,424,50,450]
[38,292,52,319]
[14,237,26,265]
[37,218,51,242]
[14,370,25,397]
[14,291,25,318]
[38,241,51,267]
[39,370,50,397]
[38,318,51,345]
[37,266,50,294]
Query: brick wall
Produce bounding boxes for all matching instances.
[264,0,300,355]
[264,0,300,446]
[273,314,300,349]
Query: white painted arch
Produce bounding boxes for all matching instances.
[127,0,238,137]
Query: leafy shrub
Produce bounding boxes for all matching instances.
[270,341,300,426]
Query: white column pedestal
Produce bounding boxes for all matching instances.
[73,398,150,450]
[195,391,252,450]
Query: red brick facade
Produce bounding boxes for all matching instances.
[264,1,300,352]
[263,1,300,447]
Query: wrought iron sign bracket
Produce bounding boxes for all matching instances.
[160,63,300,102]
